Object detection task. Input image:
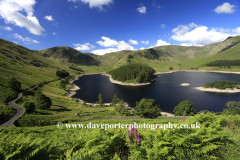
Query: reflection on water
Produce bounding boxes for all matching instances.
[73,71,240,114]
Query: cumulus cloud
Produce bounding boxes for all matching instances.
[136,3,146,13]
[139,47,145,50]
[0,26,12,30]
[129,39,138,45]
[141,40,149,44]
[44,15,53,21]
[170,22,240,46]
[68,0,113,11]
[52,32,56,35]
[232,27,240,34]
[161,24,165,28]
[0,0,45,35]
[214,3,236,14]
[93,36,135,55]
[13,33,39,43]
[73,43,95,51]
[155,39,170,47]
[91,48,118,55]
[97,36,119,47]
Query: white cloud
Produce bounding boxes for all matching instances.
[214,3,236,14]
[97,36,119,47]
[117,41,134,50]
[44,15,53,21]
[91,48,118,55]
[179,43,190,46]
[139,47,145,50]
[52,32,56,35]
[13,41,18,44]
[161,24,165,28]
[136,3,146,13]
[13,33,39,43]
[141,40,149,44]
[129,39,138,45]
[93,36,135,55]
[74,6,78,8]
[171,23,239,46]
[68,0,113,11]
[0,26,12,30]
[0,0,44,35]
[155,39,170,47]
[232,27,240,34]
[73,43,95,50]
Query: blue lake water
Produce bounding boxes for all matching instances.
[72,71,240,114]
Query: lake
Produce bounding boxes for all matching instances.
[72,71,240,114]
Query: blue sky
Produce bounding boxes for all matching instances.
[0,0,240,55]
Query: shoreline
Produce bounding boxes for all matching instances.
[101,73,158,86]
[195,87,240,93]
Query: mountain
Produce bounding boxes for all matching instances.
[100,35,240,71]
[0,38,74,104]
[37,46,100,66]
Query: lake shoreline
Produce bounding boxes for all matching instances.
[101,73,158,86]
[195,87,240,93]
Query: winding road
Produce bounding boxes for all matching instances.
[0,78,61,127]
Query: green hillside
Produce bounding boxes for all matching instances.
[37,46,100,66]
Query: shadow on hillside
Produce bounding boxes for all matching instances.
[27,111,52,115]
[46,108,72,112]
[52,105,68,108]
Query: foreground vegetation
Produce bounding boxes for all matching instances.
[0,112,239,160]
[202,81,240,90]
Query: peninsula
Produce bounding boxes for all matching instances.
[107,63,156,86]
[196,80,240,93]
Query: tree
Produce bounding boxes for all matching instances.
[173,100,196,116]
[114,99,125,113]
[97,93,104,106]
[169,66,174,70]
[35,93,52,109]
[111,94,120,105]
[56,70,69,78]
[134,98,161,118]
[22,101,35,112]
[222,101,240,115]
[59,80,66,89]
[5,77,21,91]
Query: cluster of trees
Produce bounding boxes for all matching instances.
[56,70,69,78]
[169,66,174,70]
[58,75,74,89]
[112,94,131,116]
[206,60,240,67]
[202,80,240,89]
[173,100,196,116]
[22,91,52,112]
[134,98,161,118]
[109,63,156,83]
[222,101,240,115]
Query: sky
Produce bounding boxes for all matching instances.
[0,0,240,55]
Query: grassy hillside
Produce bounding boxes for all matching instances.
[37,46,100,66]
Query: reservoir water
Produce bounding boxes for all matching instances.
[72,71,240,114]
